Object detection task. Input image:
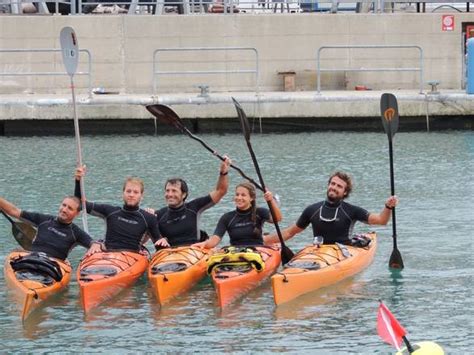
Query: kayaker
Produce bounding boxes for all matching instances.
[74,167,163,254]
[152,156,231,248]
[0,195,95,260]
[264,171,398,246]
[192,182,282,248]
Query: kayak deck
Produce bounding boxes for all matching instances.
[210,245,281,308]
[4,250,72,320]
[272,232,377,305]
[77,250,149,313]
[148,246,211,305]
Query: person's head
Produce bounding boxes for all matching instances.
[57,196,81,224]
[327,171,353,202]
[122,177,144,208]
[234,182,256,211]
[164,178,188,208]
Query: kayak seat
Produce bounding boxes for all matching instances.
[152,262,188,274]
[80,266,118,277]
[285,260,321,270]
[207,247,265,274]
[10,252,63,282]
[15,270,55,286]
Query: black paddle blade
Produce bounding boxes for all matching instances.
[232,97,251,141]
[146,104,186,132]
[12,222,35,251]
[380,93,399,139]
[389,247,404,270]
[281,245,295,265]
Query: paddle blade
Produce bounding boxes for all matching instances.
[281,245,295,265]
[146,104,186,132]
[380,93,399,139]
[12,222,36,251]
[60,27,79,76]
[232,97,251,141]
[377,301,407,350]
[388,247,404,270]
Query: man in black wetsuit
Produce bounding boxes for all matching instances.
[0,196,95,260]
[152,157,231,248]
[75,167,162,254]
[264,171,399,245]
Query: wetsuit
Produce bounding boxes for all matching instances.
[214,207,270,246]
[75,182,161,252]
[155,195,214,247]
[296,200,369,244]
[20,211,93,260]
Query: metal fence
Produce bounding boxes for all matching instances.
[0,48,93,95]
[152,47,259,94]
[316,45,424,93]
[1,0,470,15]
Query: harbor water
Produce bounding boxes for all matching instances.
[0,131,473,353]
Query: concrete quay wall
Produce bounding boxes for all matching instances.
[0,13,473,131]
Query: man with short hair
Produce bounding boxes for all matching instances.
[153,157,231,248]
[264,171,399,246]
[75,167,162,253]
[0,195,94,260]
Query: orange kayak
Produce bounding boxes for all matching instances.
[77,250,149,313]
[148,246,211,305]
[272,232,377,305]
[4,250,72,320]
[209,245,281,308]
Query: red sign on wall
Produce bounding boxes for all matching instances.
[442,15,455,31]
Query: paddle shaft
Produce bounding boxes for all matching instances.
[180,125,265,192]
[1,209,15,225]
[244,139,291,263]
[387,127,397,246]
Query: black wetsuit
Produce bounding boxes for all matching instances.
[20,211,93,260]
[214,207,270,246]
[75,182,161,251]
[155,195,214,247]
[296,200,369,244]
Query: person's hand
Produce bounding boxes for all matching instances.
[144,207,155,215]
[263,189,274,202]
[154,238,170,250]
[220,155,231,175]
[385,195,399,209]
[191,241,208,249]
[75,165,86,181]
[86,242,103,257]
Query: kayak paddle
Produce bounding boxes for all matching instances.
[60,26,89,233]
[232,97,294,265]
[145,104,264,192]
[1,210,35,250]
[380,93,404,270]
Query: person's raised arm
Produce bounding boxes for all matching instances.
[264,223,303,245]
[0,197,21,219]
[264,189,281,223]
[74,165,87,200]
[368,195,399,225]
[209,156,231,204]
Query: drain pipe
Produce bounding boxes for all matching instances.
[424,93,431,133]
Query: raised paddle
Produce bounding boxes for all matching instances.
[60,26,89,233]
[232,97,294,265]
[146,104,264,192]
[1,210,36,250]
[380,93,404,270]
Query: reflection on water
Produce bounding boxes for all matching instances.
[0,132,473,352]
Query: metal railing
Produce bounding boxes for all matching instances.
[0,48,93,95]
[316,45,424,93]
[152,47,259,95]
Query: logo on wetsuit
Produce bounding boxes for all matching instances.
[118,216,138,224]
[47,226,67,237]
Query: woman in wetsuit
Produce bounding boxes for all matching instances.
[193,182,281,248]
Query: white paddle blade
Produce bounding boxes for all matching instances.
[60,26,79,76]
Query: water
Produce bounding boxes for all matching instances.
[0,131,473,353]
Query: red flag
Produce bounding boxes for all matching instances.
[377,301,407,350]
